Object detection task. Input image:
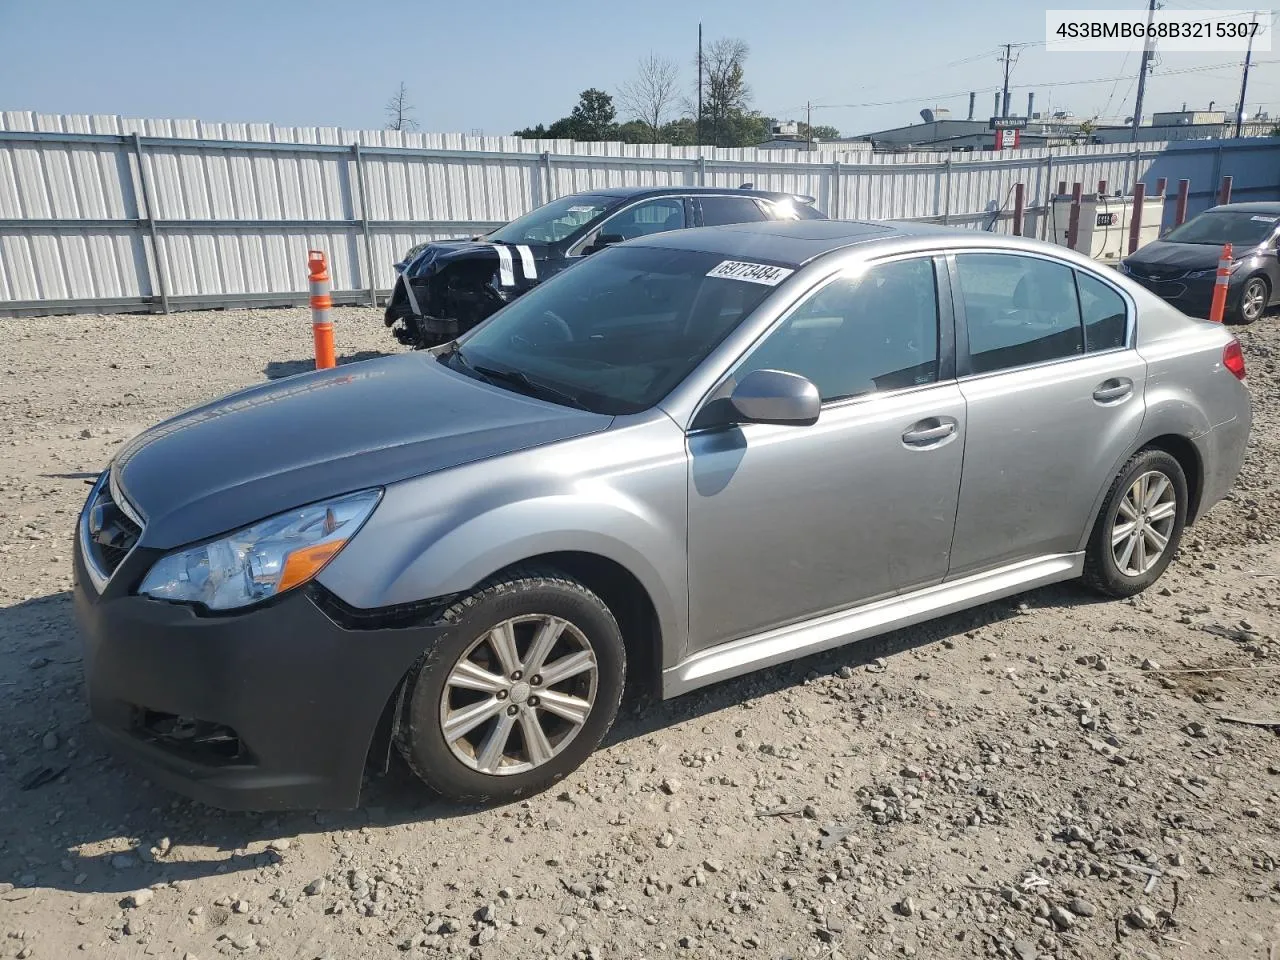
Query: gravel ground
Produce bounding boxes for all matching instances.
[1,305,1279,960]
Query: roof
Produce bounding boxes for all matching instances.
[624,219,902,266]
[587,185,814,202]
[623,218,1073,267]
[1204,202,1280,214]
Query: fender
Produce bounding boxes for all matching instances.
[317,416,691,666]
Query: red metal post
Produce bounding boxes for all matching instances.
[1097,179,1108,196]
[1208,242,1234,323]
[1012,182,1025,236]
[1066,182,1083,250]
[1175,180,1190,226]
[308,250,336,370]
[1218,175,1233,205]
[1057,180,1067,196]
[1128,181,1146,255]
[1155,177,1167,197]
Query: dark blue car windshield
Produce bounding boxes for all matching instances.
[448,246,786,415]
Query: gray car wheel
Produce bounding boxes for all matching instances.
[396,567,625,803]
[1082,448,1188,598]
[1234,276,1269,325]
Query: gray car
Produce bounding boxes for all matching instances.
[73,219,1252,810]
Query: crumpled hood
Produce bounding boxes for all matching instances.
[111,354,612,550]
[406,240,550,280]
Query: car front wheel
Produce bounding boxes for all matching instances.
[396,567,626,803]
[1082,448,1188,598]
[1234,275,1269,325]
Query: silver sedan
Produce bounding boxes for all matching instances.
[76,219,1252,809]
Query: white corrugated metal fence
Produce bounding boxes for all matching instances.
[2,111,1278,316]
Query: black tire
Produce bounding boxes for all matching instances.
[1231,275,1269,326]
[1082,448,1188,598]
[396,567,625,804]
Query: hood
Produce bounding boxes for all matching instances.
[406,240,551,281]
[111,354,612,550]
[1125,240,1234,273]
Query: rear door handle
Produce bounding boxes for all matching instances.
[1092,378,1134,403]
[902,418,958,446]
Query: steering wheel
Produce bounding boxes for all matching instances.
[510,310,573,350]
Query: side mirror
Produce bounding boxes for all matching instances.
[729,369,820,426]
[585,233,624,254]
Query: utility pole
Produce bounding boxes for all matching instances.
[697,23,704,146]
[1131,0,1158,142]
[999,43,1012,118]
[806,101,813,150]
[1234,11,1258,138]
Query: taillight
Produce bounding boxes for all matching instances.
[1223,339,1247,381]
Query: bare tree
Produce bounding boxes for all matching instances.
[702,38,752,147]
[617,54,680,144]
[385,82,418,131]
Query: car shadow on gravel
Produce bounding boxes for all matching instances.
[264,351,393,380]
[604,580,1112,745]
[0,579,1108,898]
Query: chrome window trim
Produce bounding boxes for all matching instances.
[565,196,693,259]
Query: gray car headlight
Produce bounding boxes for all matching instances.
[138,489,381,610]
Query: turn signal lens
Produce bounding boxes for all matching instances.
[1223,340,1247,381]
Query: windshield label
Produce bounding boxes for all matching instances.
[1251,215,1278,223]
[491,244,515,286]
[516,244,537,280]
[706,260,795,286]
[568,205,597,213]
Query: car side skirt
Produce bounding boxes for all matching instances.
[662,552,1084,697]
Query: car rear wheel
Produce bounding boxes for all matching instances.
[396,567,625,803]
[1082,449,1188,598]
[1233,275,1269,325]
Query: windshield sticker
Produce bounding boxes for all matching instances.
[706,260,795,286]
[567,205,597,213]
[491,244,515,286]
[1251,215,1278,222]
[516,244,537,280]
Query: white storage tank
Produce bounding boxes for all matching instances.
[1048,191,1166,263]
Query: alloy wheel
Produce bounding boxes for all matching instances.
[439,615,598,776]
[1242,278,1267,322]
[1111,470,1178,577]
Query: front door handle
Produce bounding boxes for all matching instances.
[902,418,958,447]
[1092,378,1134,404]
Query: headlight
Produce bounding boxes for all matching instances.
[1117,261,1131,275]
[138,489,381,610]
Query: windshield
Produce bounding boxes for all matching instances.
[1163,210,1280,247]
[447,246,787,414]
[486,194,618,245]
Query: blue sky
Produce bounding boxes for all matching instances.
[1,0,1276,136]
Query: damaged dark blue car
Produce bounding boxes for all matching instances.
[383,185,825,348]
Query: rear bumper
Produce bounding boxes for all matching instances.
[73,538,446,811]
[1193,401,1253,521]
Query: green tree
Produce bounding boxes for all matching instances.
[806,123,842,140]
[569,88,617,141]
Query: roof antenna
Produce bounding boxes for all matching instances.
[739,182,754,190]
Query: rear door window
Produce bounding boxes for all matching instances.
[699,196,771,227]
[1076,272,1128,352]
[954,253,1083,374]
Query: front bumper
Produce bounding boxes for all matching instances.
[1127,272,1248,319]
[73,537,447,810]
